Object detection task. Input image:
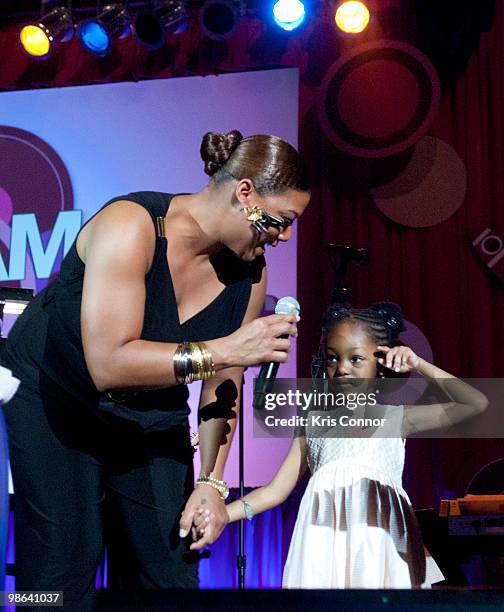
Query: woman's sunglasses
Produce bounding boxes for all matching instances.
[246,205,294,234]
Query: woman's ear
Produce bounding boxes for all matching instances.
[235,179,254,206]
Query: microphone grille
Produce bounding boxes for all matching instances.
[274,296,300,317]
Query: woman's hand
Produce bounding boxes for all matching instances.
[211,314,298,369]
[191,505,227,541]
[377,345,422,373]
[179,484,229,551]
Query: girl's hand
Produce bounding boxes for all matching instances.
[376,345,422,373]
[192,505,233,540]
[192,506,213,538]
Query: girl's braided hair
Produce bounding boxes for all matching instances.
[322,301,406,347]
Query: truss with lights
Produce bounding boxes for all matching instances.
[18,1,372,59]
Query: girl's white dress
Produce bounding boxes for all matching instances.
[282,405,444,589]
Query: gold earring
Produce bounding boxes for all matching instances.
[245,206,264,222]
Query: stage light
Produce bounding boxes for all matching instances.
[199,0,243,40]
[335,1,370,34]
[134,1,188,50]
[19,7,74,59]
[272,0,306,31]
[78,4,131,57]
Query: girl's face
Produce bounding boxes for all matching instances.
[325,320,379,380]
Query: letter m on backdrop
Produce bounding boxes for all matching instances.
[5,211,82,281]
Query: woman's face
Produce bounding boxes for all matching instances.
[325,321,379,381]
[228,182,310,261]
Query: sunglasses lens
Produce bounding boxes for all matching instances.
[247,207,294,234]
[262,212,285,230]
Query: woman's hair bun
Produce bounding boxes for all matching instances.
[371,301,405,338]
[200,130,244,176]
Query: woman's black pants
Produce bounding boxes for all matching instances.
[2,382,199,611]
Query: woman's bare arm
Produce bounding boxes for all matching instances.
[80,201,296,391]
[197,265,267,480]
[179,267,268,550]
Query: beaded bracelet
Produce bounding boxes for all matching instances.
[196,474,229,500]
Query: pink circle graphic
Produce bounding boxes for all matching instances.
[318,39,441,158]
[338,60,419,140]
[372,136,467,228]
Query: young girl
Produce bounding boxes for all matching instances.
[194,301,488,588]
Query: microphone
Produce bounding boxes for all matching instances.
[253,296,300,409]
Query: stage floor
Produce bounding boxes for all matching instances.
[97,587,504,611]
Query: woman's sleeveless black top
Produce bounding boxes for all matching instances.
[4,192,262,431]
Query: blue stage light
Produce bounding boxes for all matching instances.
[78,21,110,56]
[272,0,306,31]
[77,4,131,57]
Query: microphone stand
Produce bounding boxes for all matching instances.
[328,244,369,305]
[239,297,299,584]
[236,373,246,589]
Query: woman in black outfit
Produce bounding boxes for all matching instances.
[2,130,310,609]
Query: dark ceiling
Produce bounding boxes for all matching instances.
[1,1,161,20]
[0,0,215,20]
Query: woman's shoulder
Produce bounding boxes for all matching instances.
[124,191,172,211]
[101,191,172,218]
[86,199,154,235]
[76,197,161,266]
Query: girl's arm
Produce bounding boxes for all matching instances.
[227,434,308,522]
[227,434,308,523]
[191,433,308,538]
[377,346,489,437]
